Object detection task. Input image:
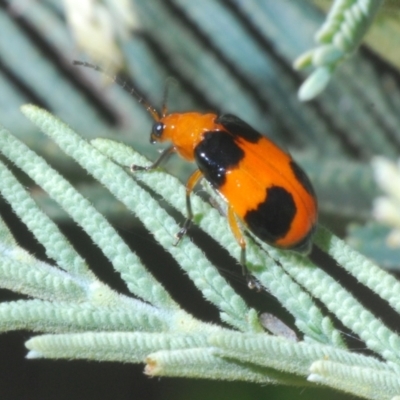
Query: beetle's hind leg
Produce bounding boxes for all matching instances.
[175,169,203,244]
[227,206,261,290]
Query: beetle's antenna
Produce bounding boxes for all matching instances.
[73,60,161,121]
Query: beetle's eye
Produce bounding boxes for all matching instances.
[152,122,164,138]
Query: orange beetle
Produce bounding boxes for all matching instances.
[145,112,317,260]
[74,61,318,270]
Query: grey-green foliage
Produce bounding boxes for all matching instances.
[0,0,400,399]
[1,105,400,400]
[295,0,385,100]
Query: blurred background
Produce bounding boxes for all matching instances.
[0,0,400,399]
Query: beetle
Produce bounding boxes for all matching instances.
[74,61,318,275]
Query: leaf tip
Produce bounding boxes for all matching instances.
[144,355,160,376]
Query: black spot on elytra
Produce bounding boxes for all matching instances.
[215,114,261,143]
[194,131,244,188]
[290,161,316,197]
[244,186,296,243]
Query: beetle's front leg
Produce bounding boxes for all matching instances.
[131,146,175,172]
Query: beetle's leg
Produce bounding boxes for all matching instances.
[131,146,175,172]
[175,169,203,244]
[227,205,246,269]
[227,206,261,290]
